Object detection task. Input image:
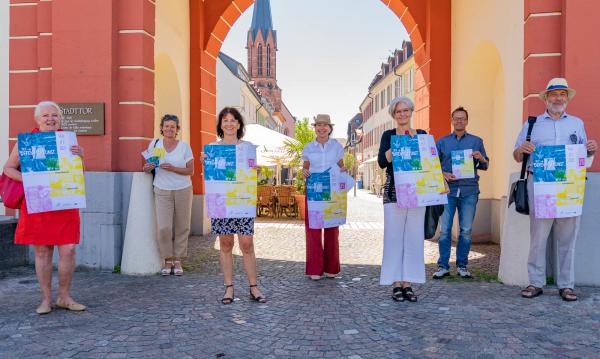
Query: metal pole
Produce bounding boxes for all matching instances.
[353,146,357,197]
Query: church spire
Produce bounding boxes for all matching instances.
[250,0,277,45]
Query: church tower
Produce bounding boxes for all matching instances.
[247,0,282,111]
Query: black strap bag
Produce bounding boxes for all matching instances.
[150,139,159,179]
[508,116,536,215]
[424,204,445,239]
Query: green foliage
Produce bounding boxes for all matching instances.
[283,118,315,194]
[343,152,357,174]
[112,265,121,274]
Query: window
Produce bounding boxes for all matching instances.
[395,76,403,97]
[387,85,392,104]
[267,44,271,76]
[258,44,263,76]
[380,90,385,109]
[375,94,379,113]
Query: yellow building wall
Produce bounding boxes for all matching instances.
[451,0,524,200]
[155,0,191,142]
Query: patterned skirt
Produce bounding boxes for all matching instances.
[211,217,255,235]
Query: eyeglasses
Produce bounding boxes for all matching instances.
[452,117,468,122]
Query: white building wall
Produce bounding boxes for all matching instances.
[0,0,9,215]
[216,59,244,115]
[360,60,414,192]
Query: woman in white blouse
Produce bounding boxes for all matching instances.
[143,114,194,276]
[301,114,346,280]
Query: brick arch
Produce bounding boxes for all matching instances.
[190,0,451,193]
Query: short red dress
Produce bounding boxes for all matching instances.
[13,128,80,246]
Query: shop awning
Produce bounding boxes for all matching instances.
[358,156,378,168]
[243,124,299,166]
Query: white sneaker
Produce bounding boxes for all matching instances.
[432,267,450,279]
[457,267,472,278]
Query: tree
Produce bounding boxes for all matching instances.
[343,152,357,175]
[283,117,315,193]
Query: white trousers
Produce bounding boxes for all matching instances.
[380,204,426,285]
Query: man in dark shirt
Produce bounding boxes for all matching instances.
[433,107,489,279]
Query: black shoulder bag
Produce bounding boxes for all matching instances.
[421,129,445,239]
[508,116,537,215]
[150,139,159,178]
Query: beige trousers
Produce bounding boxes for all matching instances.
[153,186,193,259]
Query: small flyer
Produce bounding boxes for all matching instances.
[451,149,475,179]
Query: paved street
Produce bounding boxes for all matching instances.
[1,190,600,358]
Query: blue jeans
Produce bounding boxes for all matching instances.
[437,194,479,270]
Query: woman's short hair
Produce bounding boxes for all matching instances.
[388,96,415,118]
[217,107,245,140]
[34,101,62,119]
[159,114,180,135]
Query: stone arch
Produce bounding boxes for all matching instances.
[190,0,451,192]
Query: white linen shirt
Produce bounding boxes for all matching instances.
[302,138,344,172]
[150,139,194,190]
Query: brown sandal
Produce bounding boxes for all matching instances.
[521,285,543,298]
[558,288,578,302]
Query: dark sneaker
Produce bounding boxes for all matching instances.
[432,267,450,279]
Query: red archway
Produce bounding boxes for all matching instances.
[189,0,452,193]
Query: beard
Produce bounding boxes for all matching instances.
[547,102,567,114]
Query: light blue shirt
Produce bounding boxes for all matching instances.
[514,111,588,169]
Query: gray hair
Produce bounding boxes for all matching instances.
[388,96,414,118]
[34,101,62,119]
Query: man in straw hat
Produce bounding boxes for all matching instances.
[513,78,597,301]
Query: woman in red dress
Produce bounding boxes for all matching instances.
[3,101,86,314]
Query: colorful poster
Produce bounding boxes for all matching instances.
[141,144,166,167]
[532,144,586,218]
[391,134,447,208]
[451,149,475,179]
[204,143,257,218]
[17,131,86,213]
[306,166,348,229]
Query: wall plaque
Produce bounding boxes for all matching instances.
[59,103,105,135]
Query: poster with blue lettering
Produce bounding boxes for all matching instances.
[306,166,349,229]
[391,134,447,208]
[204,143,257,218]
[532,144,586,218]
[17,131,86,213]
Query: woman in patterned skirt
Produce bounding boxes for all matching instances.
[204,107,266,304]
[3,101,86,314]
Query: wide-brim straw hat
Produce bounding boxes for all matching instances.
[539,77,576,100]
[311,114,334,126]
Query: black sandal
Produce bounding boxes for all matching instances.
[558,288,577,302]
[521,285,543,298]
[392,287,405,302]
[221,284,234,305]
[249,284,267,303]
[402,287,418,302]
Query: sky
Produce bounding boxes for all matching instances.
[220,0,409,138]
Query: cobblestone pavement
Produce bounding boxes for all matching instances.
[1,190,600,358]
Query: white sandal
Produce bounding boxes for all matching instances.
[161,260,174,276]
[173,260,183,276]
